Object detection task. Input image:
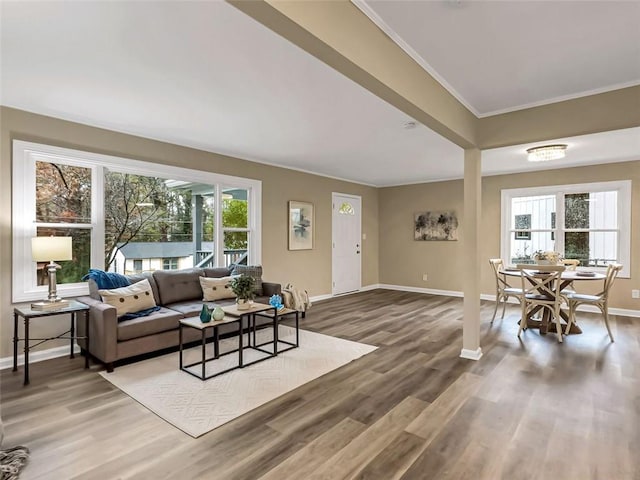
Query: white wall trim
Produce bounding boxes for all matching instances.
[0,344,80,371]
[379,284,640,318]
[378,283,464,298]
[460,347,483,361]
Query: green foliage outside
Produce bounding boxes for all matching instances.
[564,193,590,265]
[36,162,249,283]
[223,199,248,250]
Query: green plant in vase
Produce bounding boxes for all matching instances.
[230,275,255,310]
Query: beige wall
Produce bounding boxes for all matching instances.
[380,160,640,312]
[0,107,379,358]
[379,180,465,291]
[2,105,638,360]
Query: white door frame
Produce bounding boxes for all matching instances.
[332,192,362,296]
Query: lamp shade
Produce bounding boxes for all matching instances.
[31,236,73,262]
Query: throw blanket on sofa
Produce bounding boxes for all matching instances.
[82,269,130,289]
[282,283,312,313]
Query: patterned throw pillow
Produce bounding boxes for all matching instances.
[98,278,157,317]
[200,275,238,301]
[231,265,263,296]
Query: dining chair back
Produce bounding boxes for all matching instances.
[516,264,566,342]
[561,259,580,270]
[564,263,623,341]
[488,259,523,323]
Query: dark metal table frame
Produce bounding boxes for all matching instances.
[179,316,244,381]
[13,300,90,386]
[179,304,299,381]
[253,308,300,355]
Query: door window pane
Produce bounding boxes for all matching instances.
[339,202,355,215]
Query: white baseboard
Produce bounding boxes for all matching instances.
[460,347,483,361]
[0,344,80,371]
[378,284,640,318]
[311,284,381,304]
[378,283,464,298]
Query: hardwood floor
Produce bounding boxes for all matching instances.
[2,290,639,479]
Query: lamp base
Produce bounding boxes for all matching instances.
[31,299,70,311]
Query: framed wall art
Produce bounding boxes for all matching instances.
[414,210,459,241]
[288,201,314,250]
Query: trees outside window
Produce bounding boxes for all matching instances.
[13,141,261,302]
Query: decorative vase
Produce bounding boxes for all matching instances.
[237,298,250,311]
[199,304,212,323]
[212,306,225,321]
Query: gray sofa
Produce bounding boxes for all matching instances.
[77,267,281,372]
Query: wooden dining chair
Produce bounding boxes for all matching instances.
[564,263,623,342]
[489,259,523,323]
[561,259,580,270]
[516,264,566,342]
[559,258,581,298]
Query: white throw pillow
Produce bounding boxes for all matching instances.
[200,275,238,301]
[99,278,157,317]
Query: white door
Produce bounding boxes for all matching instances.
[332,193,362,295]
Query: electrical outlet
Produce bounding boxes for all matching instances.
[632,289,640,299]
[422,274,428,282]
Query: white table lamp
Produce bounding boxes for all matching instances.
[31,236,72,309]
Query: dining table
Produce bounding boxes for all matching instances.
[501,267,606,335]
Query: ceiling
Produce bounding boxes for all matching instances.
[356,0,640,116]
[1,1,638,187]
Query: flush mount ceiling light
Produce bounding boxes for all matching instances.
[526,144,568,162]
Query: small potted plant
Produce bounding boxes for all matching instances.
[230,275,255,310]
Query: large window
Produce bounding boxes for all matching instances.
[13,141,262,302]
[501,181,631,277]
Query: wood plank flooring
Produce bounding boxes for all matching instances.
[2,290,639,479]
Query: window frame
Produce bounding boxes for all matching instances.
[162,257,179,270]
[13,140,262,302]
[501,180,631,278]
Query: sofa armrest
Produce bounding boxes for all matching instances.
[77,296,119,364]
[262,281,281,297]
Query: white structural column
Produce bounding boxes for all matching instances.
[460,148,483,361]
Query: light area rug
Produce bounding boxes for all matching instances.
[99,326,376,438]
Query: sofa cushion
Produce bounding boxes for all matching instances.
[117,307,183,341]
[153,268,204,305]
[231,264,263,296]
[99,279,157,317]
[200,276,238,301]
[204,267,233,279]
[165,300,207,318]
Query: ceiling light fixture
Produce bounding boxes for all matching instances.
[526,144,567,162]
